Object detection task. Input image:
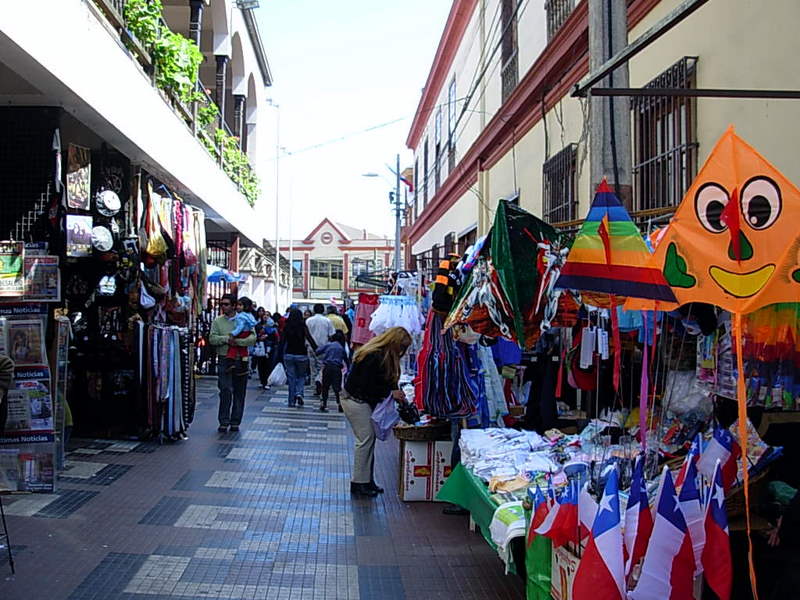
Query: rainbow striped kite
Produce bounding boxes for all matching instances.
[554,181,677,306]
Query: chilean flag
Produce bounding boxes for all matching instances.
[573,468,625,600]
[674,433,702,490]
[629,468,695,600]
[526,486,549,547]
[535,482,578,548]
[677,458,705,575]
[697,426,741,491]
[701,461,732,600]
[579,481,599,540]
[624,456,653,576]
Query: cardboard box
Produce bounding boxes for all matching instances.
[399,440,453,501]
[550,544,580,600]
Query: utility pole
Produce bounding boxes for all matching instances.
[588,0,632,206]
[393,152,402,272]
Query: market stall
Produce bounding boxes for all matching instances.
[397,127,800,599]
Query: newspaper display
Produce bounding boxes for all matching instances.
[0,449,21,492]
[8,319,46,366]
[3,380,53,433]
[24,255,61,302]
[0,241,24,297]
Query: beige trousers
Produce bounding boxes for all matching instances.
[341,396,375,484]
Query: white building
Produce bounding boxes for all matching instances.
[0,0,290,308]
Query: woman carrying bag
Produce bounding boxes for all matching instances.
[343,326,412,498]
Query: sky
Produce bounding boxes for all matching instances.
[255,0,452,241]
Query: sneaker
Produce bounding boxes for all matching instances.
[263,384,271,391]
[217,426,228,433]
[230,426,240,432]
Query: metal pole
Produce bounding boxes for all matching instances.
[394,153,401,272]
[273,104,280,312]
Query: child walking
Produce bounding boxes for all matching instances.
[227,297,257,374]
[316,330,349,412]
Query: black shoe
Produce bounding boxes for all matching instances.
[229,426,240,432]
[320,404,328,412]
[350,482,378,498]
[217,426,228,433]
[338,403,343,413]
[315,382,322,396]
[367,481,384,494]
[442,503,469,516]
[297,397,304,407]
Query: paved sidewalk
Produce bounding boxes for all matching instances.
[0,377,524,599]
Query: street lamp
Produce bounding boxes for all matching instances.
[361,155,403,272]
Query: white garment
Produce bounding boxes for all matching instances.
[306,314,335,347]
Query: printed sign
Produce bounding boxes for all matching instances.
[24,255,61,301]
[66,214,93,257]
[66,143,91,210]
[0,241,24,297]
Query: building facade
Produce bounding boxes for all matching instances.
[280,219,394,302]
[0,0,289,309]
[404,0,800,273]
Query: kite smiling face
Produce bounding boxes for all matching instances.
[694,175,787,297]
[655,127,800,313]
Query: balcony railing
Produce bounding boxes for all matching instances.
[90,0,258,203]
[545,0,577,41]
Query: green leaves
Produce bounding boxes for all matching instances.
[152,31,203,103]
[213,129,260,207]
[123,0,162,48]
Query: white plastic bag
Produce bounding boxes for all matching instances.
[371,395,400,441]
[267,363,287,386]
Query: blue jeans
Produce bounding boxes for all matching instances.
[218,358,248,426]
[284,354,309,404]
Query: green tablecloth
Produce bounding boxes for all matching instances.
[436,464,552,597]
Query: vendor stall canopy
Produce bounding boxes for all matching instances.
[627,126,800,314]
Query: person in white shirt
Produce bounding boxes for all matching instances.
[305,304,335,395]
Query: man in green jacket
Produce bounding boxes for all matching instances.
[209,294,256,433]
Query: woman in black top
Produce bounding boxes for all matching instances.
[343,326,412,497]
[282,308,317,407]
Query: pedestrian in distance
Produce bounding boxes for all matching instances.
[254,307,278,390]
[282,308,318,407]
[306,303,335,396]
[209,294,256,433]
[315,330,349,412]
[225,296,257,375]
[343,326,412,498]
[326,305,349,335]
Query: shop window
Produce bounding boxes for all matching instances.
[458,227,477,255]
[310,259,343,291]
[543,144,578,224]
[545,0,577,42]
[500,0,519,103]
[632,56,699,212]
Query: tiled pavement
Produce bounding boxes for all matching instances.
[0,378,525,599]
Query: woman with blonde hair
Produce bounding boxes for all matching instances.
[343,326,412,498]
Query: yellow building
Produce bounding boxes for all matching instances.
[405,0,800,271]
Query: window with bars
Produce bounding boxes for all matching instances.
[422,138,429,208]
[545,0,577,41]
[413,158,419,220]
[447,78,457,172]
[458,227,477,255]
[542,144,578,224]
[310,259,343,291]
[500,0,519,103]
[632,56,699,212]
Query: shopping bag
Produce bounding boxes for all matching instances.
[267,363,287,386]
[371,395,400,441]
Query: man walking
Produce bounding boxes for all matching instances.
[209,294,256,432]
[306,304,335,396]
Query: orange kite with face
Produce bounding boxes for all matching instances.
[627,126,800,313]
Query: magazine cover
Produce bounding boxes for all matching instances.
[3,380,53,433]
[66,143,91,210]
[0,448,21,492]
[66,214,93,257]
[24,255,61,301]
[0,241,24,297]
[8,319,46,366]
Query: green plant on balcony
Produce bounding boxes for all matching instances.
[197,100,220,131]
[152,31,203,104]
[214,128,260,207]
[123,0,162,48]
